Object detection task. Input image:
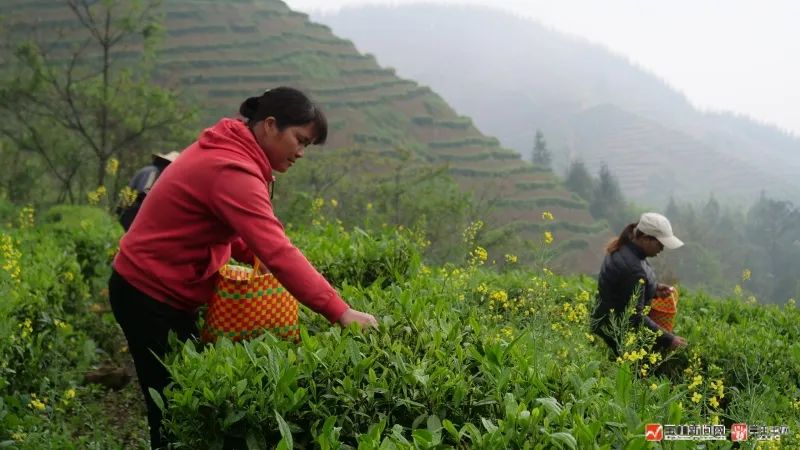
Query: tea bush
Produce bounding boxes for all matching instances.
[291,221,423,288]
[2,205,799,448]
[160,256,800,448]
[0,205,140,448]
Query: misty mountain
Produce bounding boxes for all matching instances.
[317,4,800,207]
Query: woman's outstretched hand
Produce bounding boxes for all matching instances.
[338,308,378,329]
[670,335,688,349]
[656,283,675,297]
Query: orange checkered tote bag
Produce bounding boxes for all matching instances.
[202,258,299,343]
[648,289,679,332]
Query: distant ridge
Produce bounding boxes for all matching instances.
[318,4,800,207]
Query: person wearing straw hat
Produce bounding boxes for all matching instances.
[108,87,378,449]
[591,212,688,356]
[116,151,181,231]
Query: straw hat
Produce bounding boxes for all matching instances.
[152,151,180,163]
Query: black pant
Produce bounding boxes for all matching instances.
[109,270,198,449]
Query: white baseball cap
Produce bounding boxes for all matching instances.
[636,212,684,250]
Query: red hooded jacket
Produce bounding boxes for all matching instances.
[113,118,349,323]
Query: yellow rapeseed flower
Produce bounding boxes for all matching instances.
[17,205,35,228]
[330,198,338,208]
[650,383,659,391]
[471,246,488,264]
[504,254,518,264]
[709,396,719,408]
[11,432,26,442]
[1,233,22,281]
[691,392,702,403]
[541,211,554,221]
[29,398,46,411]
[710,379,725,398]
[543,231,554,245]
[87,186,107,205]
[105,158,119,176]
[19,318,33,339]
[741,268,751,281]
[689,374,703,390]
[462,220,484,244]
[118,186,138,208]
[490,290,508,303]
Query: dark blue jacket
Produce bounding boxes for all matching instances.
[591,242,675,352]
[117,165,160,231]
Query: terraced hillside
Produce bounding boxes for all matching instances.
[568,104,765,202]
[1,0,610,271]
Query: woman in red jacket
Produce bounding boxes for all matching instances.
[109,87,377,449]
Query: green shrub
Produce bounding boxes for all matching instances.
[291,222,422,288]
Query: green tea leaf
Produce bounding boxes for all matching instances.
[148,388,164,412]
[274,410,293,449]
[549,432,577,450]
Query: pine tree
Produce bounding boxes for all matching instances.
[665,196,680,221]
[532,130,551,169]
[590,164,626,230]
[703,194,721,227]
[564,159,593,201]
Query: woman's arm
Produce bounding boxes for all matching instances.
[208,167,347,322]
[209,166,376,328]
[630,273,678,345]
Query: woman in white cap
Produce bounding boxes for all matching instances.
[591,212,688,356]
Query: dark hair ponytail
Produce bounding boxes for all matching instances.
[239,86,328,144]
[606,222,642,253]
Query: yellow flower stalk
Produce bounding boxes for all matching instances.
[105,158,119,175]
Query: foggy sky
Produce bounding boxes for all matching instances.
[286,0,800,137]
